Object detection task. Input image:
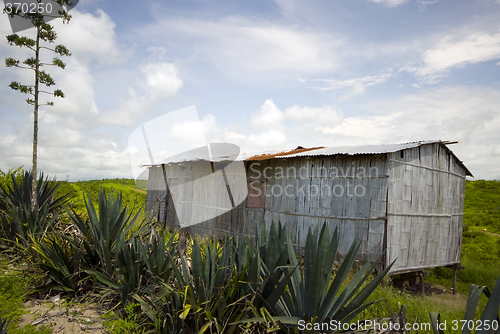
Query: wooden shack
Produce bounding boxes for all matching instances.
[145,140,472,276]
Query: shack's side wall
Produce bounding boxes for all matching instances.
[246,155,388,262]
[386,143,466,274]
[145,165,179,229]
[145,162,247,239]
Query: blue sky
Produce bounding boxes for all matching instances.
[1,0,500,180]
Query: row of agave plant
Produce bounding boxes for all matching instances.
[0,171,392,333]
[1,171,500,333]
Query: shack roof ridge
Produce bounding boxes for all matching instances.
[141,140,472,176]
[275,140,441,158]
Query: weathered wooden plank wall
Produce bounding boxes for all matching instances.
[246,155,388,262]
[386,143,466,274]
[145,142,466,274]
[145,161,247,239]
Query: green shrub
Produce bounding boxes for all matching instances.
[8,323,54,334]
[0,263,29,325]
[103,303,144,334]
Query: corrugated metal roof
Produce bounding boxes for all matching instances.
[274,140,472,176]
[142,140,472,176]
[276,140,439,158]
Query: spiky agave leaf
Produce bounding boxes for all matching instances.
[257,222,394,332]
[431,274,500,334]
[31,234,83,293]
[0,314,13,334]
[65,190,142,275]
[0,170,71,213]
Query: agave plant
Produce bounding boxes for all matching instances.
[65,190,142,276]
[239,222,394,333]
[0,171,70,248]
[0,203,61,250]
[254,222,293,307]
[284,224,393,329]
[0,314,12,334]
[166,237,249,333]
[84,236,147,304]
[0,170,71,213]
[140,233,178,281]
[31,190,144,298]
[430,273,500,334]
[133,280,185,334]
[31,234,83,293]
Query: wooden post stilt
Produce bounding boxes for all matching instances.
[419,271,425,296]
[453,267,457,295]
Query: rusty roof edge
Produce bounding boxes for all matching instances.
[245,146,325,161]
[140,140,473,177]
[275,140,436,158]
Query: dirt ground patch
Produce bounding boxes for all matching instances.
[19,296,106,334]
[131,188,147,194]
[427,288,468,312]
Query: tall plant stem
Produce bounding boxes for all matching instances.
[32,24,40,210]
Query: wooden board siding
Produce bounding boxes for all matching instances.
[145,142,467,274]
[386,143,466,274]
[246,155,388,263]
[145,161,247,239]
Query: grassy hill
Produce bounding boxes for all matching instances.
[428,179,500,292]
[464,179,500,233]
[1,169,500,332]
[56,178,147,221]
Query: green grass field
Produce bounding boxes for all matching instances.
[61,177,500,321]
[1,170,500,332]
[425,180,500,294]
[55,178,147,222]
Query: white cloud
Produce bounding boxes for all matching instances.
[139,62,183,98]
[1,134,17,146]
[100,61,183,127]
[44,58,97,117]
[325,86,500,179]
[246,129,287,150]
[250,99,285,130]
[223,128,246,140]
[238,100,343,152]
[170,114,220,145]
[317,72,392,91]
[285,104,343,128]
[417,0,439,10]
[406,31,500,82]
[53,9,129,65]
[141,16,343,78]
[337,82,367,101]
[368,0,409,8]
